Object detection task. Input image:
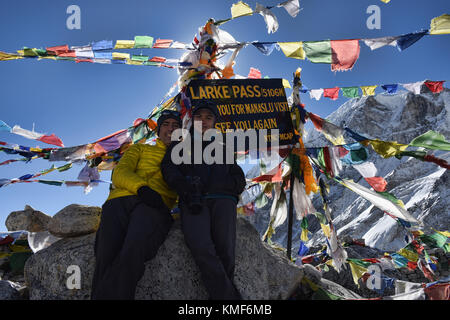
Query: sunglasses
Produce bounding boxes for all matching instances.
[160,109,181,117]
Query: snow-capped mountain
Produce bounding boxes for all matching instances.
[242,86,449,253]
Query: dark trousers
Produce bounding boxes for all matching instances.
[181,198,241,300]
[91,195,173,300]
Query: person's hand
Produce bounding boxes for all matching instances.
[137,186,168,212]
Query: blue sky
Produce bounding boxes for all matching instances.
[0,0,448,230]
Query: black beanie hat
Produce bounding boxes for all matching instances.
[192,100,219,120]
[157,110,182,135]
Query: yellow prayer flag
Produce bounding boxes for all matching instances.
[112,52,130,60]
[348,260,367,287]
[434,229,450,237]
[369,139,409,158]
[0,51,24,61]
[320,224,331,238]
[38,56,57,61]
[114,40,135,49]
[282,78,291,89]
[397,248,419,262]
[301,228,309,241]
[380,0,391,3]
[360,85,377,96]
[430,14,450,35]
[231,1,253,19]
[278,42,305,60]
[126,59,143,66]
[9,245,32,253]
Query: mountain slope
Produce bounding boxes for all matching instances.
[243,87,449,253]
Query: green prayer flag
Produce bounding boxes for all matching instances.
[255,192,268,208]
[420,233,447,248]
[443,243,450,253]
[409,130,450,151]
[301,217,308,229]
[303,40,332,64]
[341,87,360,98]
[312,287,342,300]
[144,61,160,66]
[395,150,427,160]
[134,36,154,48]
[38,180,64,186]
[57,163,72,172]
[347,258,372,268]
[132,55,149,62]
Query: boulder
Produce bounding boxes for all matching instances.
[48,204,101,238]
[0,280,24,300]
[24,217,304,300]
[5,205,51,232]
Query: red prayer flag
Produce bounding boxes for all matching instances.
[424,81,445,93]
[252,163,283,183]
[307,112,324,130]
[330,39,360,71]
[153,39,173,49]
[323,147,334,177]
[323,87,340,100]
[247,67,262,79]
[37,134,64,147]
[46,45,70,55]
[57,50,76,58]
[364,176,387,192]
[424,283,450,300]
[75,59,93,63]
[150,56,166,63]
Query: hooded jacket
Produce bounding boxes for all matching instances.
[161,132,246,203]
[107,138,178,209]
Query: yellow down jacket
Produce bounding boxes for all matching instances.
[106,139,178,209]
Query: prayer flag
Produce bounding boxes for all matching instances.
[360,85,377,96]
[277,0,300,18]
[381,84,398,94]
[341,86,360,98]
[395,30,428,51]
[369,139,409,158]
[231,1,253,19]
[323,87,340,100]
[429,14,450,35]
[92,40,113,51]
[424,80,445,93]
[255,3,279,34]
[409,130,450,151]
[402,81,425,94]
[247,67,262,79]
[0,120,11,132]
[278,42,305,60]
[114,40,135,49]
[309,89,323,100]
[153,39,173,49]
[252,42,277,55]
[362,36,399,50]
[134,36,154,48]
[303,40,332,64]
[330,39,360,71]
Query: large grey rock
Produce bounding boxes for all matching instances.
[24,217,304,300]
[48,204,101,238]
[5,205,51,232]
[0,280,23,300]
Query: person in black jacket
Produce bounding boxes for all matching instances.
[161,101,246,300]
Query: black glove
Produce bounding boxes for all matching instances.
[137,186,168,212]
[184,176,204,214]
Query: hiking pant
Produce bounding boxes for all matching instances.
[91,195,173,300]
[180,198,241,300]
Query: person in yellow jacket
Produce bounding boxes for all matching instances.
[91,110,181,300]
